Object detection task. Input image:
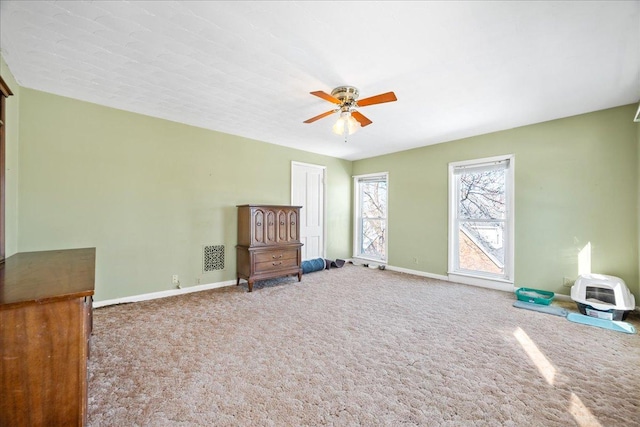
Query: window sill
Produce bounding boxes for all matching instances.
[448,272,514,292]
[352,256,387,265]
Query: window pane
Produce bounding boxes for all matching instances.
[458,168,505,220]
[361,181,387,218]
[361,218,386,259]
[355,173,388,262]
[458,221,504,275]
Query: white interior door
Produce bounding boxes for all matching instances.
[291,162,325,261]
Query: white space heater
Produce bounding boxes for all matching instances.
[571,274,635,321]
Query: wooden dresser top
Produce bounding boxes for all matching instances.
[0,248,95,309]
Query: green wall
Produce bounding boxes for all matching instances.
[6,49,640,305]
[17,88,352,301]
[1,56,20,257]
[353,105,639,300]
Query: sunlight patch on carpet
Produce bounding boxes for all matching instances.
[513,327,556,385]
[569,392,602,427]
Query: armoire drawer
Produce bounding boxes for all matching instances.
[254,249,298,263]
[254,256,299,273]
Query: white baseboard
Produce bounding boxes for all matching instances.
[385,265,514,294]
[384,265,449,281]
[553,293,573,302]
[93,279,237,308]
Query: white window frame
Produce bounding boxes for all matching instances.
[353,172,389,263]
[448,155,514,292]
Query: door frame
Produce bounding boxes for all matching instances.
[291,161,327,259]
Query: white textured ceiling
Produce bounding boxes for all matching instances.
[1,1,639,161]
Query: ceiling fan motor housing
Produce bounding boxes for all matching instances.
[331,86,359,102]
[331,86,359,113]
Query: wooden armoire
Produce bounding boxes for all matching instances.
[236,205,303,292]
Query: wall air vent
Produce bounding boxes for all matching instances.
[203,245,225,272]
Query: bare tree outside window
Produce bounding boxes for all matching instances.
[360,180,387,258]
[457,166,507,274]
[459,169,505,221]
[355,174,388,261]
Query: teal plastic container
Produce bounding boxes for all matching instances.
[515,287,555,305]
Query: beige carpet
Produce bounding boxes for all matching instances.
[88,264,640,426]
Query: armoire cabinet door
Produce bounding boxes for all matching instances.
[288,209,298,242]
[266,210,276,244]
[277,210,288,242]
[252,209,265,245]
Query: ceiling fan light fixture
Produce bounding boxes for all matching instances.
[347,114,361,135]
[331,116,345,135]
[332,111,360,136]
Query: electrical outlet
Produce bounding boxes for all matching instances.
[413,257,419,264]
[172,274,179,284]
[563,277,574,287]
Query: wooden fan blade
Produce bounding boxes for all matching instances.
[357,91,397,107]
[310,91,342,105]
[303,110,336,124]
[351,111,372,127]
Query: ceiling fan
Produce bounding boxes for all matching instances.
[303,86,397,138]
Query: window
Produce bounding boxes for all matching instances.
[353,172,388,262]
[448,155,514,288]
